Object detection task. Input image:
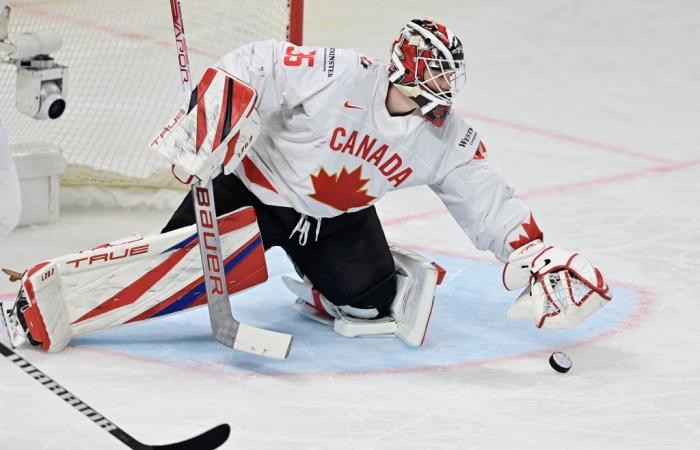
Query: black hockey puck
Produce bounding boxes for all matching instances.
[549,352,572,373]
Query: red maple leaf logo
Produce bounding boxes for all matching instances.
[508,213,544,250]
[309,166,376,211]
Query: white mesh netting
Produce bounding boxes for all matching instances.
[0,0,294,189]
[542,271,594,314]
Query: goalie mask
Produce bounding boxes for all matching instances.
[388,19,466,127]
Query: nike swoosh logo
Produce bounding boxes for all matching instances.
[343,101,363,110]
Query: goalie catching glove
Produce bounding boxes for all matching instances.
[150,67,261,184]
[503,240,612,328]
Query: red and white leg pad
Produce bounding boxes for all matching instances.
[390,246,445,347]
[285,246,445,348]
[2,207,267,352]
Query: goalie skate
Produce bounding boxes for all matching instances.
[0,288,35,349]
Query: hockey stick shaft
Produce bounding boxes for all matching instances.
[167,0,292,358]
[169,0,192,96]
[0,341,230,450]
[168,0,238,342]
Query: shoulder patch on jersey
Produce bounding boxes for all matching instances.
[321,48,337,78]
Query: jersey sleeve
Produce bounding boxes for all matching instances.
[429,132,542,262]
[213,39,353,113]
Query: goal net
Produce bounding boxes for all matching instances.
[0,0,302,190]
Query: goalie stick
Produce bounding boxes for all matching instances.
[168,0,293,359]
[0,341,230,450]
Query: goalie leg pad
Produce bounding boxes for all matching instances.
[285,278,398,336]
[11,207,267,352]
[286,246,445,347]
[1,287,46,349]
[390,246,445,347]
[20,262,72,352]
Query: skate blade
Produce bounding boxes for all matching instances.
[0,302,26,349]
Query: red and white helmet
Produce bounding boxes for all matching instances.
[388,19,466,127]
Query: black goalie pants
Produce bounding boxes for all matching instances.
[162,173,397,315]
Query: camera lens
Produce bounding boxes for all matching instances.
[48,98,66,119]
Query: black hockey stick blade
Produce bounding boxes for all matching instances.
[0,342,230,450]
[116,423,231,450]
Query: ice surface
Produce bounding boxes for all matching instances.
[1,1,699,448]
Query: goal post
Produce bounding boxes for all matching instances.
[0,0,303,191]
[288,0,304,46]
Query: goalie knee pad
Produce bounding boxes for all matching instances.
[285,245,445,347]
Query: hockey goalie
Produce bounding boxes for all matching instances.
[2,19,611,354]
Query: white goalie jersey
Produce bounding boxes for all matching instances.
[215,40,539,262]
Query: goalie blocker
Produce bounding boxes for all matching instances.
[1,207,268,353]
[150,66,261,185]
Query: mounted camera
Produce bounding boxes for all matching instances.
[1,4,68,120]
[15,53,67,120]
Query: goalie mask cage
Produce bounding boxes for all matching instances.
[0,0,303,191]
